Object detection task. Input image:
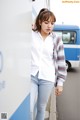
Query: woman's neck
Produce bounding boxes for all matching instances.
[40,31,49,40]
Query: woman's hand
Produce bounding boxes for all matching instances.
[32,24,36,30]
[55,86,63,96]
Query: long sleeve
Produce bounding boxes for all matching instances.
[52,34,67,86]
[56,37,67,86]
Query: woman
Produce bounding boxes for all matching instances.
[31,8,67,120]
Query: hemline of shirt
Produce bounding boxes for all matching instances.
[31,69,56,83]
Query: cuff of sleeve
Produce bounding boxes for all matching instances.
[57,81,63,86]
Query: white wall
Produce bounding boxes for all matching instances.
[32,0,80,26]
[0,0,31,119]
[50,0,80,26]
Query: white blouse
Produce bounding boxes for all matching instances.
[31,30,55,83]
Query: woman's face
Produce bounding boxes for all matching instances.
[40,17,54,36]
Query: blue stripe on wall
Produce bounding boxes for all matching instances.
[9,93,30,120]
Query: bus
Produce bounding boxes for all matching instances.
[54,25,80,70]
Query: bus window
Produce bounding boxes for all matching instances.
[70,32,76,44]
[62,31,76,44]
[54,31,76,44]
[62,32,70,44]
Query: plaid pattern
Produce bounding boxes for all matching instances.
[51,32,67,86]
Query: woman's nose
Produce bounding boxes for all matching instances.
[48,23,52,27]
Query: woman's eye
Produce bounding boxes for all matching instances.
[51,22,54,25]
[44,21,48,24]
[44,21,54,25]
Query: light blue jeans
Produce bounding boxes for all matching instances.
[30,72,54,120]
